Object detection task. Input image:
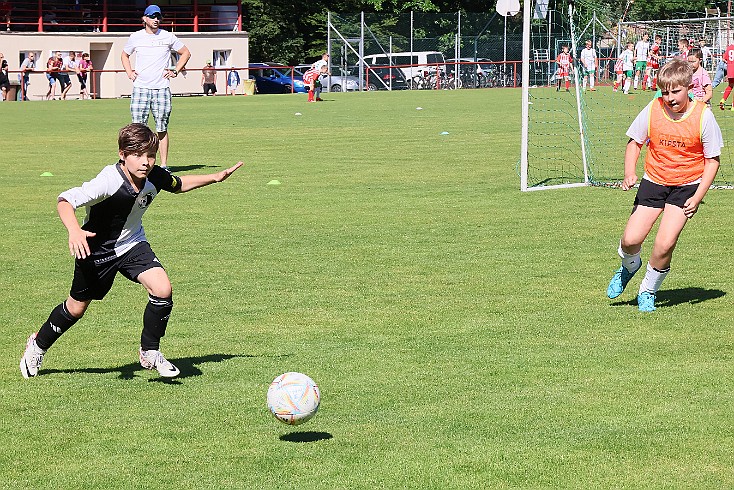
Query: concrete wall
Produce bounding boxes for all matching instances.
[1,31,248,99]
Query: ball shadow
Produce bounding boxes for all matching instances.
[279,431,333,443]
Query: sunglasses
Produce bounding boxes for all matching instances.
[146,13,162,20]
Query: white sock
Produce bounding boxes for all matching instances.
[618,243,642,273]
[633,75,639,89]
[623,79,631,93]
[583,77,587,90]
[589,74,595,89]
[639,262,670,294]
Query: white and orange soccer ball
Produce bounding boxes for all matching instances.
[267,372,321,425]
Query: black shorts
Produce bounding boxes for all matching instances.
[58,73,71,90]
[633,178,699,211]
[203,83,217,94]
[70,241,164,301]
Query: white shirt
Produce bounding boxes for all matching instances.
[621,49,635,71]
[701,45,712,63]
[123,28,184,89]
[579,48,597,70]
[635,41,650,62]
[64,57,78,72]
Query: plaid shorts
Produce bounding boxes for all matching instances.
[130,87,172,133]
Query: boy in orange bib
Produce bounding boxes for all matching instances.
[606,59,723,311]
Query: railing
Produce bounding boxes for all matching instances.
[5,2,242,33]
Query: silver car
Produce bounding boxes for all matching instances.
[295,64,361,92]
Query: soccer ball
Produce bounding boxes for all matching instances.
[267,372,321,425]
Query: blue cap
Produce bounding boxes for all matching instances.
[144,5,162,17]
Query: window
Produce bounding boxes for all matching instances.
[213,50,231,68]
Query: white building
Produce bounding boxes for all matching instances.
[2,31,249,99]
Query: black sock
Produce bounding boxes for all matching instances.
[141,294,173,351]
[36,301,81,351]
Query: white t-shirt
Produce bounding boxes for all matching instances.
[626,99,724,183]
[579,48,596,70]
[123,28,184,89]
[621,49,635,71]
[64,57,78,72]
[635,41,650,62]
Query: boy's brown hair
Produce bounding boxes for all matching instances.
[118,123,159,156]
[688,48,703,60]
[657,58,693,91]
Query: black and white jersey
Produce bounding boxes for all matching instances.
[58,163,182,261]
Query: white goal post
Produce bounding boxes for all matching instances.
[520,3,734,191]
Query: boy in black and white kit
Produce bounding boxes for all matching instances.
[20,123,243,379]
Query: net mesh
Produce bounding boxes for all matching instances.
[525,13,734,189]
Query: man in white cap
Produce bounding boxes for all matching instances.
[121,4,190,169]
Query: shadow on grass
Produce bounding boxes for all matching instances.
[610,287,726,308]
[279,431,333,443]
[42,353,272,381]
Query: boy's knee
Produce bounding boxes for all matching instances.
[65,297,90,318]
[148,283,172,299]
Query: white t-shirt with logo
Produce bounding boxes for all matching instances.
[123,28,184,89]
[635,40,650,62]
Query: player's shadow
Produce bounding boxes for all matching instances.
[166,164,218,172]
[42,353,263,382]
[610,287,725,308]
[279,431,333,443]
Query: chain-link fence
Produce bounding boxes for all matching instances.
[327,12,525,90]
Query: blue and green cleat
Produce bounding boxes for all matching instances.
[637,291,656,312]
[607,266,637,299]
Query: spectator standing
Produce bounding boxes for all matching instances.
[45,53,61,100]
[78,53,93,99]
[121,4,191,169]
[226,68,240,95]
[19,52,35,100]
[201,60,217,96]
[0,59,9,101]
[60,51,77,100]
[1,1,12,31]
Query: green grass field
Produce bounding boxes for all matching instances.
[1,89,734,489]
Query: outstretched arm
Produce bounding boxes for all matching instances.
[178,161,243,193]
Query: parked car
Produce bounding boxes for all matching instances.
[295,64,360,92]
[248,63,307,94]
[362,65,409,91]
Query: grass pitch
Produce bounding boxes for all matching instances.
[1,89,734,489]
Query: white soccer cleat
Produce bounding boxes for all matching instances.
[20,332,46,379]
[139,348,180,378]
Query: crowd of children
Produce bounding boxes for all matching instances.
[558,33,728,101]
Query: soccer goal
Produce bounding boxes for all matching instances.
[520,2,734,191]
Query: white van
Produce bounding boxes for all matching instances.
[362,51,445,81]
